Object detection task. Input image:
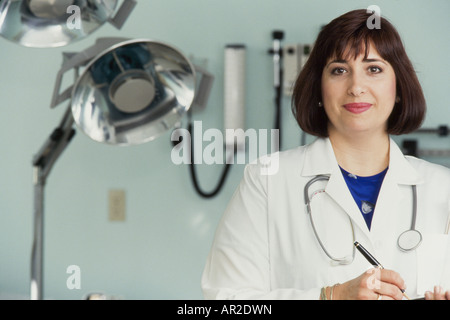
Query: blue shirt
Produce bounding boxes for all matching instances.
[340,166,388,230]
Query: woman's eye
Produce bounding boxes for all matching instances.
[369,66,383,73]
[331,67,347,75]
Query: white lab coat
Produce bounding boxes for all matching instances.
[201,138,450,300]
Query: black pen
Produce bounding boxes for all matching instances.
[354,241,410,300]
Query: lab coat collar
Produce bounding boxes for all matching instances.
[301,138,336,177]
[301,137,423,185]
[388,138,423,185]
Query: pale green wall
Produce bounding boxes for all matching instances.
[0,0,449,299]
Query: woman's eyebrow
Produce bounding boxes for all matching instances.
[362,58,388,65]
[326,59,347,68]
[326,58,388,68]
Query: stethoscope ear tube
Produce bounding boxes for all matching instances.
[304,175,330,206]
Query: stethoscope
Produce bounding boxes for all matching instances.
[304,175,422,265]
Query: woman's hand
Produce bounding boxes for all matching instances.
[425,286,450,300]
[333,268,406,300]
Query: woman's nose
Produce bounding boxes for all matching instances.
[347,72,367,97]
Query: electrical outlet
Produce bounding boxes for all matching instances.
[108,189,126,221]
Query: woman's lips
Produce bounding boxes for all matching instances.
[343,103,373,114]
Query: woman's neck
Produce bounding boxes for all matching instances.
[328,128,390,177]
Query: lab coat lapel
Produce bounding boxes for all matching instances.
[302,138,372,239]
[386,138,423,186]
[325,166,372,239]
[370,139,423,234]
[369,168,402,235]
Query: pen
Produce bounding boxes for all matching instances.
[354,241,410,300]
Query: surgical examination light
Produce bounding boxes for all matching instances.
[51,37,198,144]
[0,0,215,300]
[0,0,137,47]
[31,37,213,299]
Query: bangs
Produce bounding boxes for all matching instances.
[321,15,398,65]
[331,34,371,62]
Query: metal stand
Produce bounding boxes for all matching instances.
[30,106,76,300]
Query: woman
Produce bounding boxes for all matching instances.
[201,9,450,300]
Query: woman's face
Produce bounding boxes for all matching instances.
[321,44,397,137]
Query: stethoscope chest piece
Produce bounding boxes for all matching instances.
[397,185,422,252]
[397,229,422,252]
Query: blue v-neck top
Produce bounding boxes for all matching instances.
[340,166,388,230]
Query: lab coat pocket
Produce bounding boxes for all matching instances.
[416,233,450,295]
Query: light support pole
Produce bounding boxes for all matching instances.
[30,105,76,300]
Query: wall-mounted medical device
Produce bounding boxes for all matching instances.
[283,43,311,96]
[268,29,312,150]
[224,44,246,151]
[268,30,284,151]
[0,0,137,47]
[185,44,247,199]
[402,125,450,159]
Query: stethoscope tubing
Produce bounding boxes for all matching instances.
[304,175,422,263]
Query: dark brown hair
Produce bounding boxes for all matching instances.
[292,9,426,137]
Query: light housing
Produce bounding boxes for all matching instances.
[52,37,198,145]
[0,0,137,48]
